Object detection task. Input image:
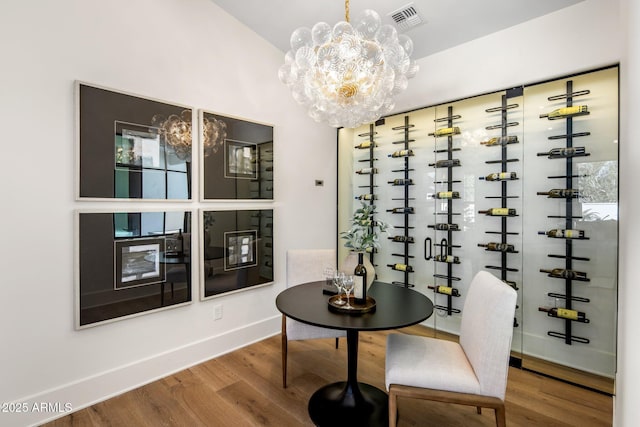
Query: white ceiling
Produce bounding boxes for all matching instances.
[209,0,584,60]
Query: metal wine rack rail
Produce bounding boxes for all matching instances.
[479,91,521,328]
[250,145,273,198]
[386,115,415,288]
[257,211,274,274]
[537,80,592,345]
[426,106,462,315]
[355,124,378,268]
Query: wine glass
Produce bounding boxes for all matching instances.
[342,274,355,309]
[323,266,336,293]
[333,270,346,306]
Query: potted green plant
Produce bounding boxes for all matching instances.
[340,202,388,287]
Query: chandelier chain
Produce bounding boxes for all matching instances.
[345,0,350,22]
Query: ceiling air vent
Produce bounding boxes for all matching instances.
[388,3,425,32]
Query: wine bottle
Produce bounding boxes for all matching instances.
[387,207,415,214]
[478,208,516,216]
[353,252,367,304]
[355,141,377,149]
[354,194,376,200]
[539,105,588,119]
[433,191,460,199]
[388,263,413,272]
[429,159,461,168]
[536,189,580,198]
[388,235,414,243]
[428,285,460,297]
[355,167,378,174]
[430,223,459,231]
[480,135,519,146]
[538,229,585,239]
[434,254,460,263]
[538,306,588,322]
[429,127,461,137]
[480,172,517,181]
[388,149,414,158]
[176,229,184,256]
[536,147,587,159]
[478,242,516,252]
[388,178,414,185]
[540,268,588,280]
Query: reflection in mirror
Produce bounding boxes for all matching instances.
[201,209,273,299]
[78,82,192,199]
[114,120,190,199]
[201,111,274,200]
[78,210,192,328]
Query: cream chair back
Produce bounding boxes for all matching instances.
[459,271,517,400]
[286,249,336,288]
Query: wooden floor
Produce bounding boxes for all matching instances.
[44,325,612,426]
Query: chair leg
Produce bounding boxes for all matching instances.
[495,403,506,427]
[281,315,288,388]
[389,387,398,427]
[335,337,339,349]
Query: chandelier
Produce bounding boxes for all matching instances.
[202,115,227,157]
[152,111,227,160]
[278,0,419,129]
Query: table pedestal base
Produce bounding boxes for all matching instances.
[308,381,388,427]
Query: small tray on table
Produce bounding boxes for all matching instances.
[328,295,376,314]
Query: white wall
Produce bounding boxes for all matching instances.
[393,0,622,112]
[0,1,336,426]
[617,0,640,425]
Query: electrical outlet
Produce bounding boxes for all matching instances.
[214,304,223,320]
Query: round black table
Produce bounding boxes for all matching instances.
[276,281,433,427]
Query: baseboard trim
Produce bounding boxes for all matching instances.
[6,315,281,427]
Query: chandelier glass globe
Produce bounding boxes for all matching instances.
[278,7,419,129]
[151,111,227,160]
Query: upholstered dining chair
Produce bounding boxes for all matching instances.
[282,249,346,388]
[385,270,517,427]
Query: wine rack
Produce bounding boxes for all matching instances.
[339,66,618,392]
[426,106,462,315]
[254,211,274,278]
[478,92,522,327]
[250,144,273,199]
[537,80,592,345]
[386,115,415,288]
[354,124,380,269]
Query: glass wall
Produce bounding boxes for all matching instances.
[337,66,618,391]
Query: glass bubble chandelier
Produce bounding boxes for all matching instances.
[278,0,419,129]
[153,111,193,160]
[202,115,227,157]
[152,111,227,160]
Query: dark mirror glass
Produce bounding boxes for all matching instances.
[78,210,192,328]
[202,209,273,298]
[78,82,192,199]
[202,111,273,200]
